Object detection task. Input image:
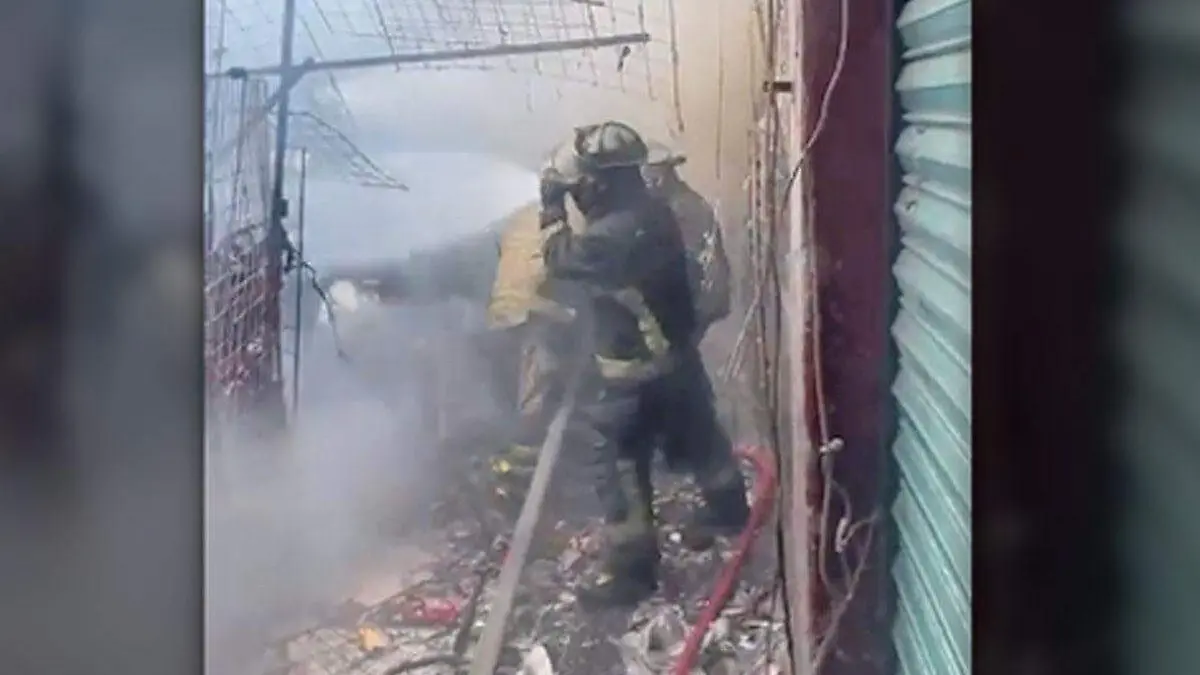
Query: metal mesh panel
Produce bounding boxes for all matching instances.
[204,73,285,442]
[207,223,286,439]
[205,75,273,247]
[208,0,683,115]
[205,225,286,441]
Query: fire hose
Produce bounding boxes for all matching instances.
[672,444,778,675]
[311,281,781,674]
[465,367,580,675]
[467,433,777,675]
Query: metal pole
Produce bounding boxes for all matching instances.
[268,0,297,240]
[204,150,216,250]
[266,0,298,430]
[207,33,652,78]
[290,148,308,418]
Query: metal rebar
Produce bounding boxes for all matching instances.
[209,32,651,78]
[265,0,298,408]
[289,148,308,418]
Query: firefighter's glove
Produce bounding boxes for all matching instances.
[538,177,570,230]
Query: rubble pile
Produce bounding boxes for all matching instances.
[258,440,788,675]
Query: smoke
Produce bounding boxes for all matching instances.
[203,3,769,670]
[665,0,767,378]
[331,0,767,368]
[333,0,767,213]
[205,162,527,674]
[206,297,507,674]
[661,0,767,351]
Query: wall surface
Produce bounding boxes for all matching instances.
[794,0,895,673]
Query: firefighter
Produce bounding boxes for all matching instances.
[642,141,733,337]
[537,121,750,607]
[320,143,729,437]
[318,141,744,541]
[638,141,735,481]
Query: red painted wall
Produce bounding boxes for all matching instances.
[798,0,895,673]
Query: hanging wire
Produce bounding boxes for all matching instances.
[715,0,857,669]
[713,0,725,179]
[664,0,685,131]
[635,1,651,99]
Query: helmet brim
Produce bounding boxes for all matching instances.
[644,140,686,167]
[645,156,687,168]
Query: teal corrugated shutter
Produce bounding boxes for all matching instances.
[1119,4,1200,673]
[889,0,971,674]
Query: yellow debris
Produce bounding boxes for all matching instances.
[357,624,388,652]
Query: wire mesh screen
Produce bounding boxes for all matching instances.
[342,0,676,97]
[204,74,286,444]
[208,0,683,107]
[205,224,287,445]
[286,110,410,189]
[205,74,274,248]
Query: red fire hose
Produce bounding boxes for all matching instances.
[672,444,778,675]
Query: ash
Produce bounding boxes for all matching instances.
[253,440,787,675]
[231,303,788,675]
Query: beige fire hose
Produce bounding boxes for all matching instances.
[466,315,592,675]
[466,375,577,675]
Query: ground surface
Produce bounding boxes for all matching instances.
[212,308,786,675]
[244,449,787,675]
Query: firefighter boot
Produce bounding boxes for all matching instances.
[577,459,659,609]
[576,525,660,609]
[681,458,751,551]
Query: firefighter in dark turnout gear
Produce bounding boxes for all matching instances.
[538,122,750,607]
[639,141,736,481]
[642,141,732,336]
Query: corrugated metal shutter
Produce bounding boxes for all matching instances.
[1118,5,1200,673]
[889,0,971,674]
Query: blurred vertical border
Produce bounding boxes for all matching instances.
[974,1,1121,675]
[0,0,203,673]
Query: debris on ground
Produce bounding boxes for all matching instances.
[517,644,555,675]
[254,437,787,675]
